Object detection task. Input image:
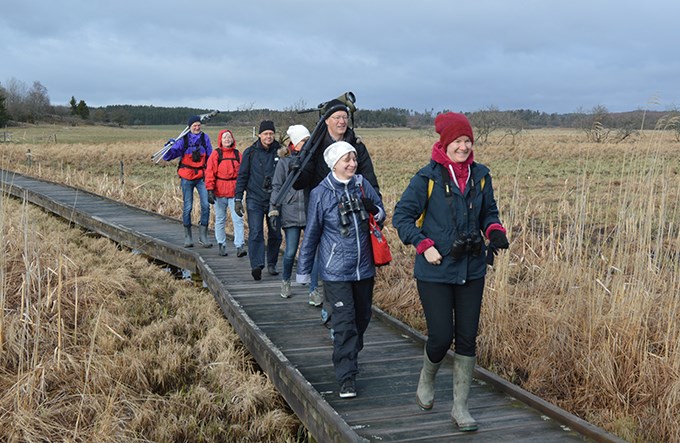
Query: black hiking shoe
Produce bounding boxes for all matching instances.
[339,378,356,399]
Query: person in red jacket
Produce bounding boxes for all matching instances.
[205,129,247,257]
[162,115,213,248]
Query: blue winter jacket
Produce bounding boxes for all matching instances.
[297,173,384,282]
[392,160,502,285]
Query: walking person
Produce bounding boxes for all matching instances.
[392,112,509,432]
[269,125,322,304]
[234,120,282,280]
[161,114,213,248]
[296,141,385,398]
[292,97,381,325]
[293,98,380,193]
[205,128,247,257]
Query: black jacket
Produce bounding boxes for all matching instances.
[234,139,281,206]
[293,127,380,194]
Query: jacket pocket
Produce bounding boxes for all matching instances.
[325,243,337,269]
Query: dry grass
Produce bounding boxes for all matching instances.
[2,123,680,442]
[0,196,301,442]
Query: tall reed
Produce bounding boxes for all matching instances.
[2,125,679,441]
[0,195,301,441]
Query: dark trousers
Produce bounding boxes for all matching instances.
[417,278,484,362]
[324,278,374,383]
[246,200,282,269]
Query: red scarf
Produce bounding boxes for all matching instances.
[431,141,474,194]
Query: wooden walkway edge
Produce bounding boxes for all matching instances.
[1,169,627,443]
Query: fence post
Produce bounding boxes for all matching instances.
[120,160,124,186]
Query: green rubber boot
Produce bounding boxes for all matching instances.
[451,354,478,432]
[183,226,193,248]
[198,224,212,248]
[416,347,442,410]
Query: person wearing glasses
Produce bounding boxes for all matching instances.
[293,99,380,194]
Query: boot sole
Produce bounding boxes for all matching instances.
[452,419,478,432]
[416,397,434,410]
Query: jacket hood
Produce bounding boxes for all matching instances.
[217,129,236,149]
[277,144,293,158]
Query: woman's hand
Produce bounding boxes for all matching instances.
[424,246,443,265]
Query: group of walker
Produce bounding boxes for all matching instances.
[159,98,510,432]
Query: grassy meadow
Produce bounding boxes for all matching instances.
[2,121,680,442]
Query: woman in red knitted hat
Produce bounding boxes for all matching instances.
[392,112,509,432]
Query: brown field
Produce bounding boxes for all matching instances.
[1,123,679,442]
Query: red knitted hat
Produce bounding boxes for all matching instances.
[434,112,474,147]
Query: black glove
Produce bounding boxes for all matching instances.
[488,230,509,251]
[208,190,215,205]
[269,214,281,231]
[235,200,244,217]
[361,197,379,215]
[288,156,302,172]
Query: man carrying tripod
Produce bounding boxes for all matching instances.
[293,98,380,194]
[161,114,214,248]
[288,94,382,331]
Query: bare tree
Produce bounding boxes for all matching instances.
[26,81,51,118]
[468,105,502,144]
[581,105,612,143]
[276,98,318,144]
[497,113,524,145]
[4,77,29,119]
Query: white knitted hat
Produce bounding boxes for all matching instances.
[323,141,356,169]
[286,125,310,146]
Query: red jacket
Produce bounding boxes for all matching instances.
[205,129,241,197]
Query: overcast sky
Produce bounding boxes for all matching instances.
[2,0,679,114]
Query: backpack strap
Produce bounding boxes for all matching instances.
[415,165,486,229]
[415,178,434,228]
[416,164,450,228]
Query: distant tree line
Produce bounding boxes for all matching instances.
[2,77,680,142]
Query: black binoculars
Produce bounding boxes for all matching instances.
[450,233,483,261]
[338,194,369,236]
[263,176,273,193]
[191,148,202,162]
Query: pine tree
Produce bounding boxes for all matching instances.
[76,100,90,119]
[70,96,78,115]
[0,90,10,126]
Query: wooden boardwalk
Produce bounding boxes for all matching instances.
[1,169,626,443]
